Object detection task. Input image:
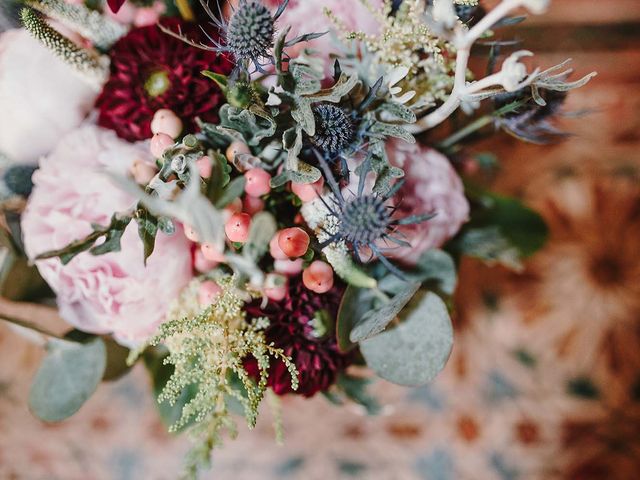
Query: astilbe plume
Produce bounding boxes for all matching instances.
[130,277,298,477]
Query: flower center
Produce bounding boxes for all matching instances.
[144,70,171,97]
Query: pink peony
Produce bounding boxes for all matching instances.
[0,29,98,164]
[21,125,193,346]
[387,140,470,265]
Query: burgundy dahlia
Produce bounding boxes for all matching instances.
[96,20,232,142]
[245,277,352,397]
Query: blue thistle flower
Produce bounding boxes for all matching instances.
[314,152,434,279]
[225,1,275,65]
[160,0,322,75]
[311,104,356,158]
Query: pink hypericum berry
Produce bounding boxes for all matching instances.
[130,157,157,184]
[194,249,219,273]
[274,258,304,276]
[200,242,226,262]
[149,133,173,158]
[225,141,250,162]
[196,156,213,178]
[134,6,162,27]
[291,177,325,202]
[277,227,310,258]
[264,274,288,301]
[198,280,222,306]
[184,224,199,242]
[225,213,251,243]
[150,109,182,138]
[302,260,334,294]
[244,168,271,197]
[269,235,288,260]
[243,195,265,215]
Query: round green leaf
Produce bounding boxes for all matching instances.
[29,337,106,422]
[360,291,453,386]
[336,285,375,352]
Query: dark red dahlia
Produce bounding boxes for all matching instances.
[245,277,353,397]
[96,19,232,141]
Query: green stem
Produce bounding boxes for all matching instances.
[438,100,525,151]
[438,114,495,151]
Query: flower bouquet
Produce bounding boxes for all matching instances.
[0,0,595,476]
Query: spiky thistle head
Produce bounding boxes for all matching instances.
[313,152,433,279]
[338,195,391,245]
[311,104,356,158]
[226,0,275,65]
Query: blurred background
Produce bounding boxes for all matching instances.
[1,0,640,479]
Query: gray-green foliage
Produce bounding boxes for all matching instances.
[29,337,106,422]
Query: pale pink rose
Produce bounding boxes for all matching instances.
[0,29,98,164]
[386,140,469,265]
[21,125,193,346]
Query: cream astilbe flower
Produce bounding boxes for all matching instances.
[134,276,298,475]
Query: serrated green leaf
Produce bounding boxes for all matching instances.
[29,337,106,422]
[37,214,132,265]
[218,104,276,146]
[377,102,417,123]
[135,207,158,264]
[368,122,415,144]
[360,291,453,386]
[350,281,420,343]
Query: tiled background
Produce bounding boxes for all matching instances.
[1,1,640,478]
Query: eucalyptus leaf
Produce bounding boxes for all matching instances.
[336,285,376,352]
[360,291,453,386]
[350,281,420,343]
[29,337,106,422]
